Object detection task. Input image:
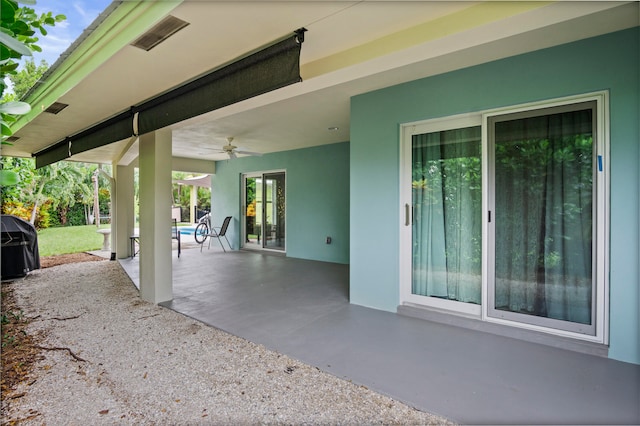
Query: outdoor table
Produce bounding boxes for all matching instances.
[97,228,111,251]
[130,234,140,258]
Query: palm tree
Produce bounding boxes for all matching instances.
[27,163,85,225]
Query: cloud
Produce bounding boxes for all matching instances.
[74,1,109,27]
[33,33,74,66]
[73,1,92,23]
[38,34,74,52]
[21,0,111,67]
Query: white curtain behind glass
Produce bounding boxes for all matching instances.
[493,109,593,325]
[412,127,482,304]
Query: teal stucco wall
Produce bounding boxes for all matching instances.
[211,142,350,264]
[350,28,640,364]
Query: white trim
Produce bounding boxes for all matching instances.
[481,113,491,324]
[597,91,610,345]
[403,294,481,316]
[403,112,483,134]
[482,91,609,118]
[483,315,605,344]
[399,124,412,305]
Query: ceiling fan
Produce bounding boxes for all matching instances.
[214,137,262,159]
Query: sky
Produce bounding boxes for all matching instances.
[26,0,113,67]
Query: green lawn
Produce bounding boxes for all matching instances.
[37,225,110,257]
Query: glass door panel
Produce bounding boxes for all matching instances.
[411,125,482,310]
[264,172,285,250]
[488,103,596,335]
[244,176,262,248]
[243,172,285,251]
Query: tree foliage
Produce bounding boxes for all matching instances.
[1,0,65,185]
[0,0,66,81]
[0,157,107,228]
[6,58,49,99]
[1,0,66,129]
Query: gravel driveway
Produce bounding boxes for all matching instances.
[3,260,451,425]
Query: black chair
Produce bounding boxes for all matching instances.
[172,219,181,257]
[201,216,232,252]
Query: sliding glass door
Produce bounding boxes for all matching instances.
[401,94,607,341]
[402,116,483,315]
[243,171,286,251]
[487,102,597,335]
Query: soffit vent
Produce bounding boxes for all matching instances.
[44,102,69,114]
[5,136,19,142]
[131,15,189,51]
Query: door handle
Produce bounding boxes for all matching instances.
[405,203,411,226]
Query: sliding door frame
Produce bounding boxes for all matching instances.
[400,113,483,317]
[400,91,609,344]
[482,93,609,342]
[241,169,287,253]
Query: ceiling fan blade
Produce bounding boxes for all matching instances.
[201,146,226,152]
[234,150,263,156]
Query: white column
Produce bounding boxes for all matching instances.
[105,169,116,260]
[190,185,197,223]
[138,129,173,304]
[114,162,135,259]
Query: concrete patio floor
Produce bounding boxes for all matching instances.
[118,246,640,425]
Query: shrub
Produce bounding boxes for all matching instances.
[1,201,30,220]
[1,200,54,229]
[33,201,52,229]
[66,204,86,226]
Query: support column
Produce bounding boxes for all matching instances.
[139,129,172,304]
[114,162,135,259]
[190,185,197,223]
[102,168,116,260]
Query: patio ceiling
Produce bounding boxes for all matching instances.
[6,1,638,165]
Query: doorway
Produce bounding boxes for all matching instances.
[400,93,608,342]
[243,171,286,251]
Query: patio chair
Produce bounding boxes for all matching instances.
[172,219,181,257]
[201,216,232,252]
